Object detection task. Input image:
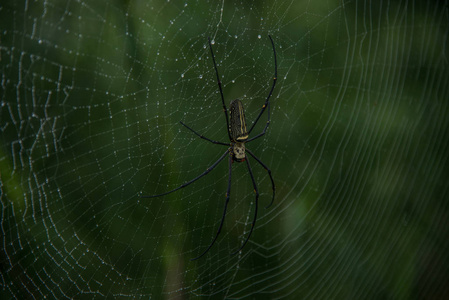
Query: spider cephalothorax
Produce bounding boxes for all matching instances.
[142,36,277,260]
[231,141,246,162]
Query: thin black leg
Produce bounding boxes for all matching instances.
[246,102,270,143]
[180,121,229,146]
[248,35,277,135]
[191,155,233,260]
[246,149,275,208]
[141,150,229,198]
[208,37,232,141]
[231,155,259,255]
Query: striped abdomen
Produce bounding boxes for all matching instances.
[229,99,248,142]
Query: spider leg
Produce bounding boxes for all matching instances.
[231,155,259,255]
[140,150,229,198]
[191,155,232,260]
[246,102,270,143]
[246,149,275,208]
[180,121,229,146]
[248,35,277,135]
[208,37,232,141]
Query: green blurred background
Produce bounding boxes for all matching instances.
[1,0,448,298]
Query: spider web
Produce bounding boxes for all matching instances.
[1,0,449,298]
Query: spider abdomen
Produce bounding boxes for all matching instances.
[229,99,248,142]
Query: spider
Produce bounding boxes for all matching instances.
[142,35,277,260]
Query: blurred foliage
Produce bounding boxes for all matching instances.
[1,0,448,298]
